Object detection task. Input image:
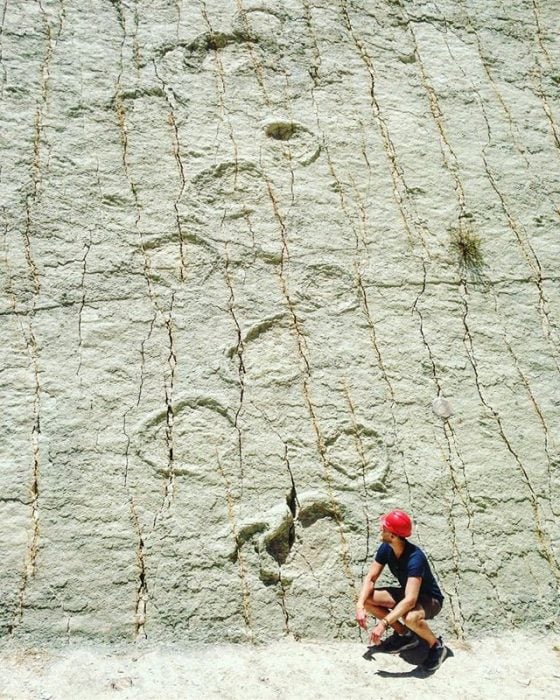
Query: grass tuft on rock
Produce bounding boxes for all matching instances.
[450,221,484,275]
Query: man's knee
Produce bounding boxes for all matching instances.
[403,609,424,627]
[371,587,401,609]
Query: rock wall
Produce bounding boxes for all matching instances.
[1,0,559,644]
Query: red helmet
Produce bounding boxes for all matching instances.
[380,509,412,538]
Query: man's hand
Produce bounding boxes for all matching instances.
[355,606,367,629]
[369,621,387,646]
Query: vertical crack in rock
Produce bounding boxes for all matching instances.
[265,180,309,371]
[413,265,470,634]
[131,496,149,640]
[281,447,297,632]
[438,505,466,639]
[294,550,338,634]
[482,161,540,277]
[224,247,246,489]
[153,60,188,281]
[413,267,473,524]
[460,283,560,583]
[23,0,60,297]
[492,292,559,517]
[154,298,178,526]
[9,321,42,635]
[323,146,367,251]
[278,574,292,636]
[233,0,270,105]
[446,492,465,639]
[23,197,41,298]
[2,225,43,633]
[412,264,440,393]
[33,0,56,185]
[338,0,428,251]
[32,0,65,178]
[111,0,160,312]
[302,0,322,87]
[443,23,560,371]
[243,211,258,258]
[482,157,560,370]
[110,8,181,604]
[199,3,241,177]
[123,413,149,638]
[265,177,354,595]
[341,383,373,570]
[441,453,468,639]
[275,74,298,206]
[310,92,404,539]
[459,1,560,220]
[347,147,372,250]
[0,0,8,96]
[114,89,156,303]
[441,424,475,535]
[174,0,182,38]
[531,0,560,151]
[284,445,299,520]
[301,0,322,85]
[397,2,467,215]
[354,267,412,498]
[8,0,64,632]
[123,410,132,490]
[199,2,225,93]
[131,0,141,70]
[76,238,91,377]
[137,315,157,407]
[24,358,41,602]
[109,0,125,33]
[217,452,254,641]
[445,423,507,609]
[438,7,493,155]
[243,418,298,629]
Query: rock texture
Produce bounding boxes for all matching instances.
[1,0,559,644]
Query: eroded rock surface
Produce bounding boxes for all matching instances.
[1,0,559,643]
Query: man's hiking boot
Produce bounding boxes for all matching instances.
[421,637,448,671]
[377,630,420,654]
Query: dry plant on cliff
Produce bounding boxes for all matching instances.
[450,220,485,279]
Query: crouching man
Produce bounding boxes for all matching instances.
[355,509,448,672]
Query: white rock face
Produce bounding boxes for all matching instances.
[1,0,559,644]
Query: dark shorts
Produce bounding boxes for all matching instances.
[380,586,443,620]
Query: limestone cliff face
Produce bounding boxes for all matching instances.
[1,0,559,644]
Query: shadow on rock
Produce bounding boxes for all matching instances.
[375,648,454,679]
[399,642,430,665]
[376,667,432,679]
[362,640,429,665]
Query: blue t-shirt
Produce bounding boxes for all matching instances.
[375,541,443,602]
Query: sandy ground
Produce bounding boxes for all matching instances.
[0,634,559,700]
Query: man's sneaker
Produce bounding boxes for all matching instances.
[378,630,420,654]
[422,637,448,671]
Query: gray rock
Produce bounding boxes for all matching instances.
[1,0,559,645]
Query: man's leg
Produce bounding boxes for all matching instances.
[402,607,436,646]
[403,604,448,671]
[363,587,420,654]
[364,587,407,635]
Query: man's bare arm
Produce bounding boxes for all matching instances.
[355,561,384,628]
[382,576,421,627]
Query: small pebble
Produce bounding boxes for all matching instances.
[432,397,453,419]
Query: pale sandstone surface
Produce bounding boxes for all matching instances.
[0,634,559,700]
[0,0,559,647]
